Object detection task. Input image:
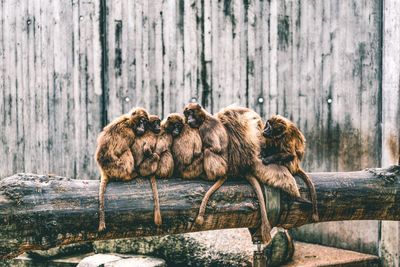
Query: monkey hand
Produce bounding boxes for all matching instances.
[143,142,152,157]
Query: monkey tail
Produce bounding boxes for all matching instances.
[253,159,301,198]
[245,175,272,244]
[150,175,162,226]
[296,169,319,222]
[98,170,108,232]
[195,176,228,225]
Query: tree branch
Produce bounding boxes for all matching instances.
[0,165,399,259]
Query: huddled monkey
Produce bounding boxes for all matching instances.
[133,115,161,177]
[168,113,204,180]
[260,115,319,222]
[131,115,163,226]
[95,108,149,232]
[216,106,272,243]
[184,103,229,225]
[153,117,176,179]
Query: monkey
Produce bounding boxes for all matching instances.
[260,115,319,222]
[216,106,273,244]
[134,115,161,177]
[167,113,204,180]
[131,115,162,226]
[153,117,176,179]
[95,107,149,232]
[183,103,229,226]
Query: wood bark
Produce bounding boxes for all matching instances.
[0,165,399,259]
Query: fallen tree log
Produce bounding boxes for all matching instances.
[0,165,399,259]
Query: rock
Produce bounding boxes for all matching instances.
[94,228,294,266]
[27,242,93,259]
[265,228,295,266]
[105,256,166,267]
[77,254,122,267]
[77,254,165,267]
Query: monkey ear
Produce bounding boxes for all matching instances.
[195,103,201,109]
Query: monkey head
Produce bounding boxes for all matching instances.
[263,115,291,139]
[148,115,161,134]
[164,113,185,137]
[128,107,149,136]
[183,103,206,128]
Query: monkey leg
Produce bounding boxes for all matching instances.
[149,175,162,226]
[203,149,228,181]
[113,150,135,181]
[245,175,272,244]
[181,155,204,179]
[195,176,228,225]
[297,169,319,222]
[139,153,160,177]
[98,170,108,232]
[254,160,301,198]
[156,152,174,178]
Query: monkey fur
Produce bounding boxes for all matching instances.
[95,107,149,232]
[131,114,162,226]
[184,103,229,225]
[261,115,319,222]
[216,106,272,243]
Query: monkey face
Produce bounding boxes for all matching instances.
[165,114,184,137]
[135,117,148,136]
[263,116,287,138]
[184,103,204,128]
[150,119,161,134]
[148,115,161,134]
[128,107,150,136]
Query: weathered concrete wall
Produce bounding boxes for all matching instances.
[0,0,398,263]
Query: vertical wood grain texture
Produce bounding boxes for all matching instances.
[0,0,394,258]
[0,0,102,179]
[286,0,383,255]
[380,0,400,265]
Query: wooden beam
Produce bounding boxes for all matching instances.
[0,165,399,259]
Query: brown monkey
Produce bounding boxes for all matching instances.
[154,117,176,179]
[95,108,149,231]
[131,115,162,226]
[134,115,161,177]
[168,113,204,180]
[184,103,229,225]
[216,106,272,243]
[260,115,319,222]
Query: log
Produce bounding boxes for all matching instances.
[0,165,399,259]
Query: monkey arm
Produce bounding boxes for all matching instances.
[193,138,202,158]
[262,152,295,165]
[203,137,222,154]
